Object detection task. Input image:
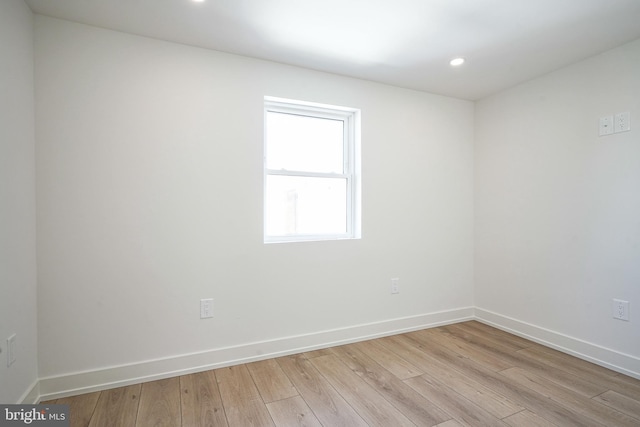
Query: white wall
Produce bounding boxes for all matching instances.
[0,0,39,404]
[35,16,474,395]
[476,39,640,375]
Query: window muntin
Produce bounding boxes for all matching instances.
[264,98,359,243]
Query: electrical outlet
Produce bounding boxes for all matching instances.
[7,334,16,367]
[613,299,629,321]
[200,298,214,319]
[391,278,399,294]
[614,112,630,133]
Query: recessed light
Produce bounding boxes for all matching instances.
[450,57,465,67]
[192,0,205,2]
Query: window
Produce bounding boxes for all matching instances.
[264,97,360,243]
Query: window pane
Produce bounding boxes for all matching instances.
[266,112,344,173]
[266,175,347,236]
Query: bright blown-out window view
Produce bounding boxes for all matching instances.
[264,97,360,243]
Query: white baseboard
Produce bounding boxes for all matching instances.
[38,307,474,401]
[19,380,40,404]
[36,306,639,402]
[475,307,640,380]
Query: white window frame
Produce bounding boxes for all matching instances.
[264,96,361,243]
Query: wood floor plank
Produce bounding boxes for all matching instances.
[434,325,608,398]
[302,348,335,359]
[502,410,557,427]
[411,328,513,372]
[412,355,523,419]
[516,346,640,398]
[445,323,526,353]
[332,343,454,426]
[180,371,228,427]
[405,374,509,427]
[276,354,368,427]
[593,390,640,420]
[610,374,640,400]
[309,354,416,427]
[517,345,615,378]
[520,345,640,398]
[383,333,524,419]
[434,420,464,427]
[246,359,298,403]
[88,384,141,427]
[56,391,101,427]
[507,351,606,398]
[216,365,274,427]
[386,333,600,427]
[460,321,537,350]
[136,378,181,427]
[265,396,322,427]
[41,322,640,427]
[351,339,423,379]
[501,367,638,427]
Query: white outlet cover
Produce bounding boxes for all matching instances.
[391,278,399,294]
[614,112,630,133]
[599,116,614,136]
[613,299,629,321]
[200,298,213,319]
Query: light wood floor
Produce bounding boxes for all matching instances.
[42,321,640,426]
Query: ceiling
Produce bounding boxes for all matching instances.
[24,0,640,100]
